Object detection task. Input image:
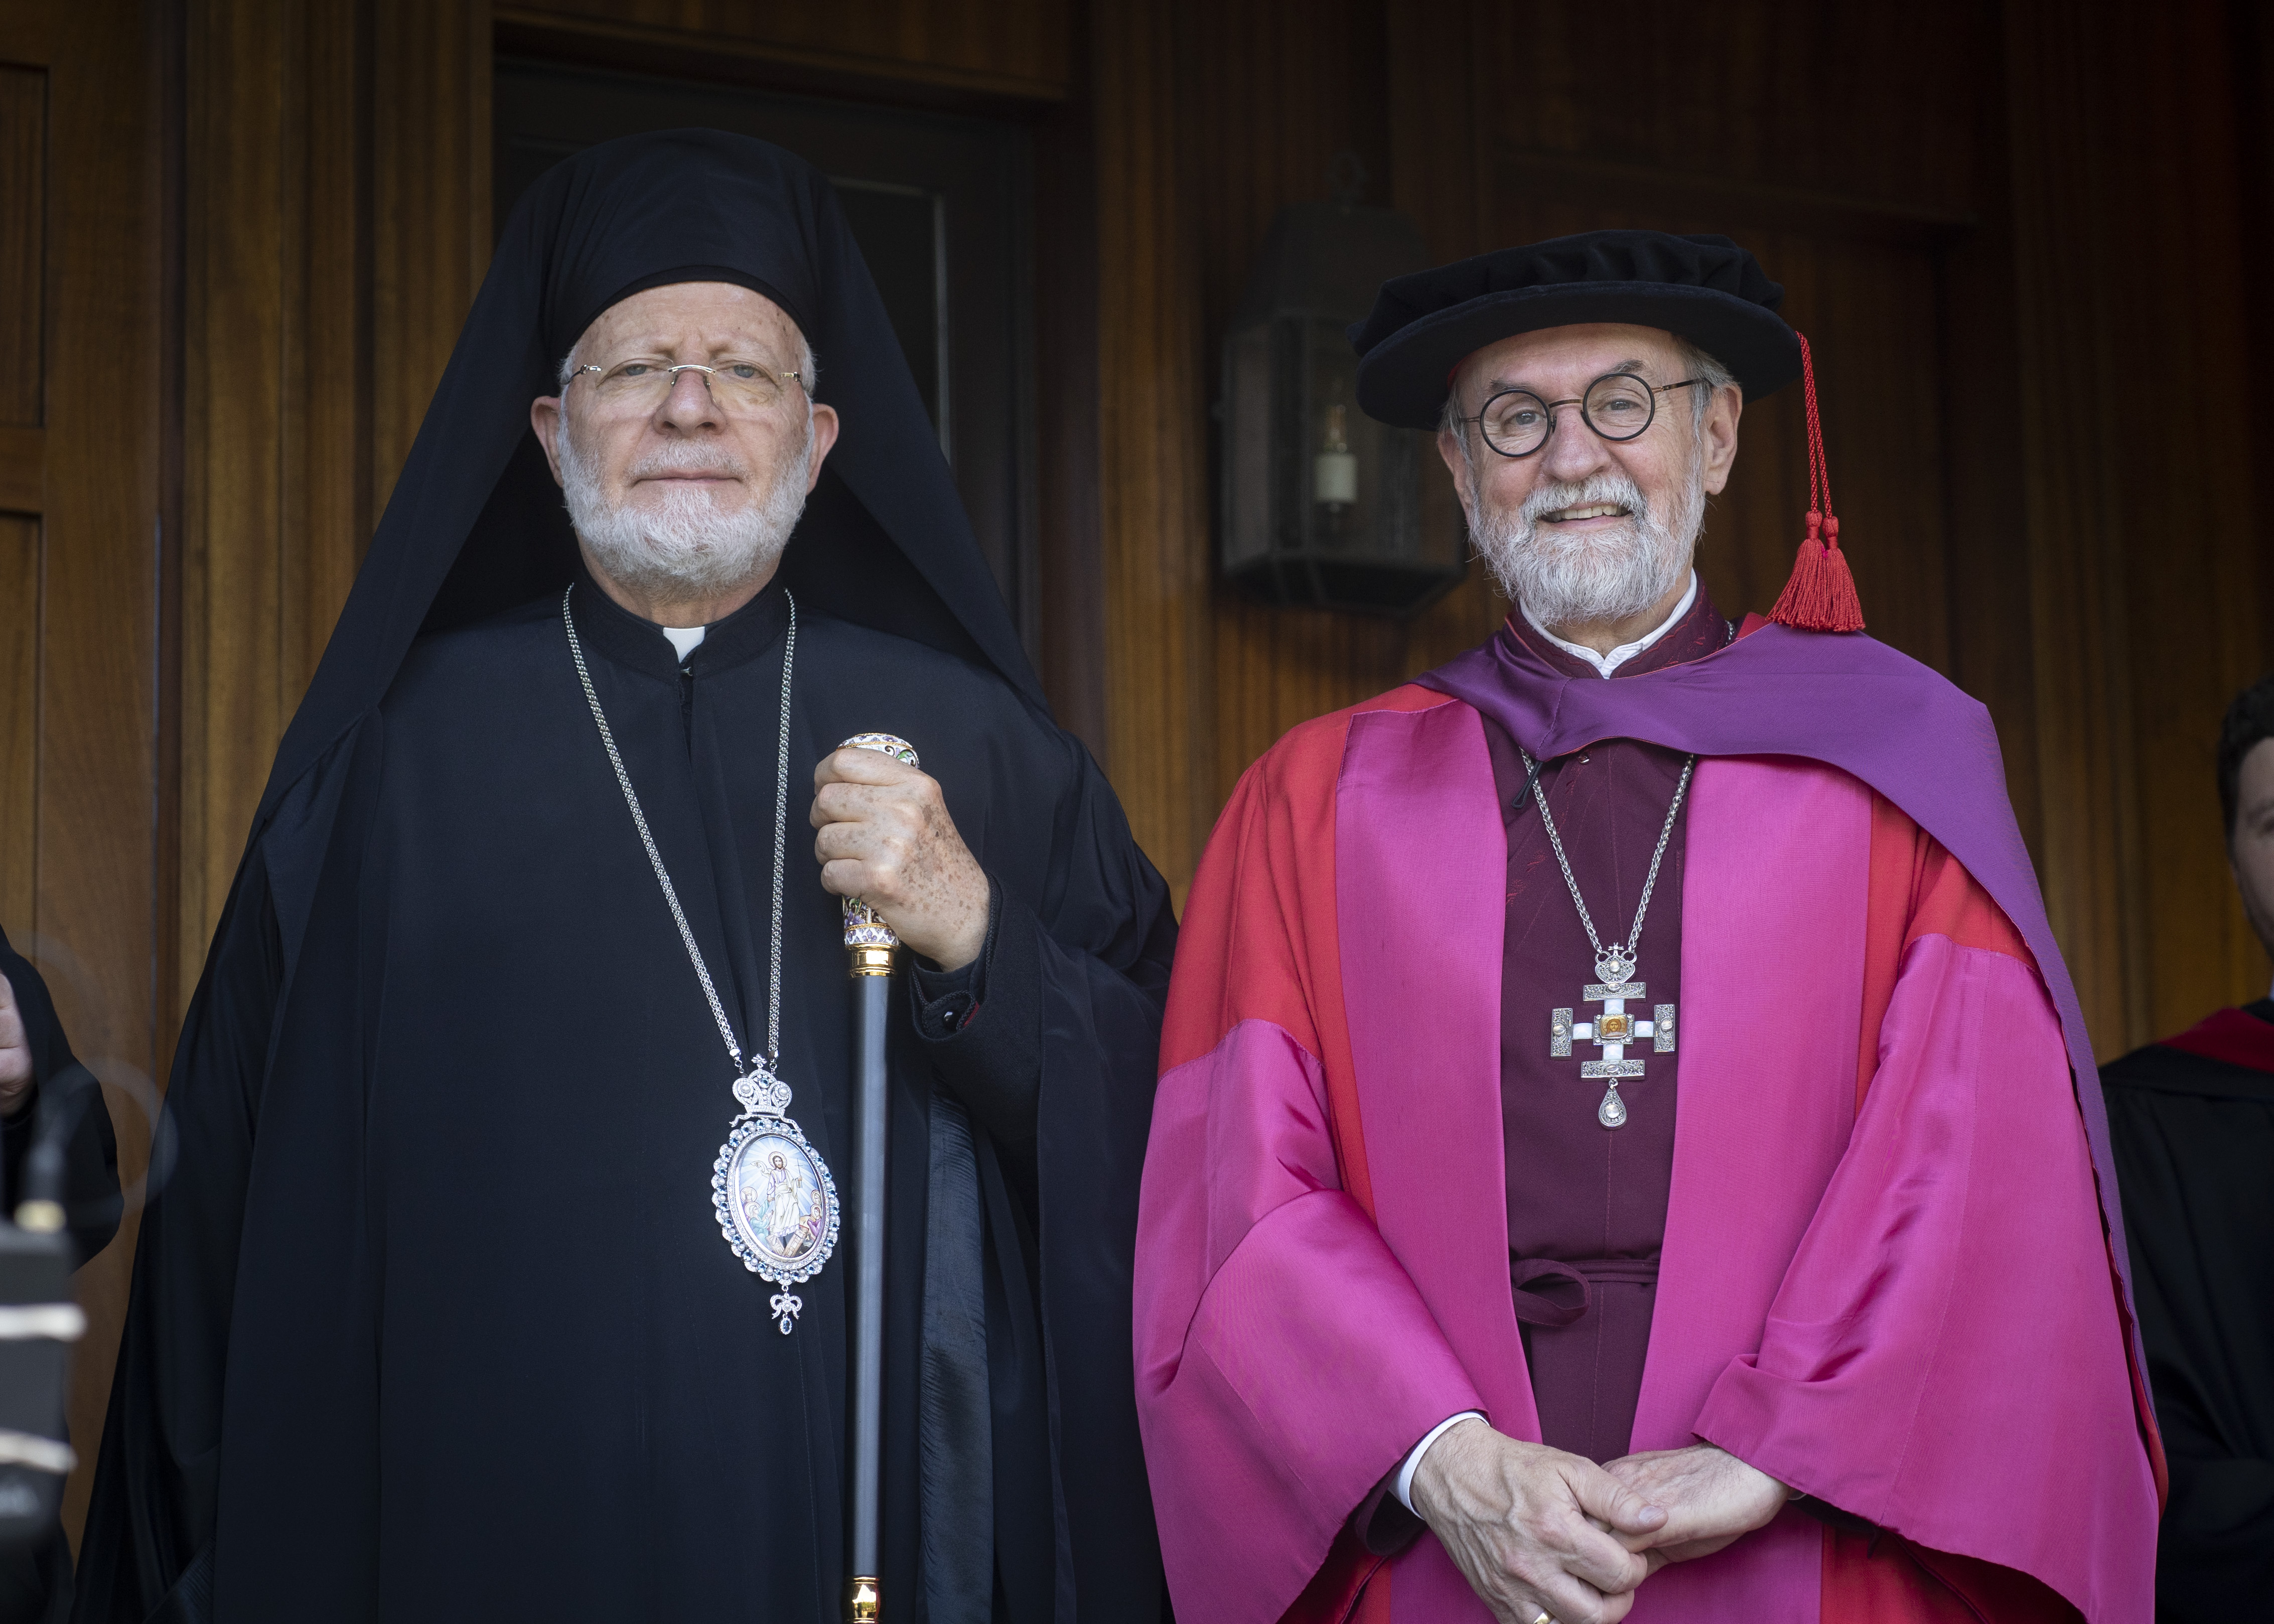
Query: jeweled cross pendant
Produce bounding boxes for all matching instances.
[1549,949,1675,1128]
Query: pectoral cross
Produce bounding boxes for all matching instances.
[1549,946,1676,1129]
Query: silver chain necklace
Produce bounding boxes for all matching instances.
[563,586,839,1333]
[1528,746,1695,1130]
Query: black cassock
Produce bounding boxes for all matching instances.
[2101,998,2274,1621]
[80,576,1168,1620]
[75,130,1174,1624]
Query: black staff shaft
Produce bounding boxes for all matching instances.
[838,731,916,1624]
[846,960,890,1620]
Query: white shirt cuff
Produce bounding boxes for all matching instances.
[1393,1411,1486,1512]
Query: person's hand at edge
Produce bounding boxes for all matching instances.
[0,973,30,1122]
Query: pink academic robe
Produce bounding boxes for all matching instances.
[1133,683,2159,1624]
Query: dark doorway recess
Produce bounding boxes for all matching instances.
[494,59,1041,660]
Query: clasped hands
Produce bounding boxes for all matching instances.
[1409,1419,1789,1624]
[810,746,990,971]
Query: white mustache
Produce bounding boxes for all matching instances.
[626,443,747,482]
[1518,472,1650,527]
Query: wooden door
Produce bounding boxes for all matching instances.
[0,0,166,1544]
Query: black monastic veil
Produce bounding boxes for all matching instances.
[73,130,1175,1624]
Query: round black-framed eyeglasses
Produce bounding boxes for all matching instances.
[1456,372,1706,459]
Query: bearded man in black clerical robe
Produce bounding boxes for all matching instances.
[2101,671,2274,1620]
[74,130,1174,1624]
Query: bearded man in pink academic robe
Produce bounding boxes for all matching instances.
[1132,231,2161,1624]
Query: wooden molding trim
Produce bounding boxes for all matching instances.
[0,423,42,514]
[1090,0,1211,892]
[493,8,1070,111]
[42,0,161,1548]
[1497,145,1976,250]
[0,5,56,67]
[175,0,384,1010]
[372,0,492,521]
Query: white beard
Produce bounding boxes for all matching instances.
[1466,461,1704,629]
[559,412,812,603]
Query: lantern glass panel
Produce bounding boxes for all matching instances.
[1299,319,1423,562]
[1224,324,1273,568]
[1217,200,1467,613]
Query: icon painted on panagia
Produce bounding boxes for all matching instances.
[714,1097,840,1332]
[729,1135,830,1269]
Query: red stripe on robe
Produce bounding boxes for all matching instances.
[1828,796,2079,1621]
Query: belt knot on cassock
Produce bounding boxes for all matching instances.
[1508,1255,1662,1327]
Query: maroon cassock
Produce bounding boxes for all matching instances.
[1484,583,1733,1464]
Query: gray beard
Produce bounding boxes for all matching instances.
[559,414,811,604]
[1466,462,1704,629]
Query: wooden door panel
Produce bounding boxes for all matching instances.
[0,515,34,941]
[0,60,43,948]
[0,62,43,431]
[502,0,1072,95]
[1470,2,1994,223]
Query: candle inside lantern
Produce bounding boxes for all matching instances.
[1314,402,1358,507]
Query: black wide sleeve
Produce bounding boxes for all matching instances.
[74,711,382,1624]
[1021,750,1178,1624]
[71,840,287,1622]
[903,711,1174,1624]
[909,875,1043,1170]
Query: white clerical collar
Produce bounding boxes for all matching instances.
[1520,572,1697,679]
[662,625,706,660]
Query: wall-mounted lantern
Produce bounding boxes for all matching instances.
[1219,168,1465,614]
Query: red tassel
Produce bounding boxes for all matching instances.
[1770,513,1866,633]
[1767,334,1865,633]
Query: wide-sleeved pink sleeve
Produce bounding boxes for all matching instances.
[1692,928,2157,1622]
[1135,739,1485,1624]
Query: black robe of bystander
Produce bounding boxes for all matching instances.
[2101,998,2274,1621]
